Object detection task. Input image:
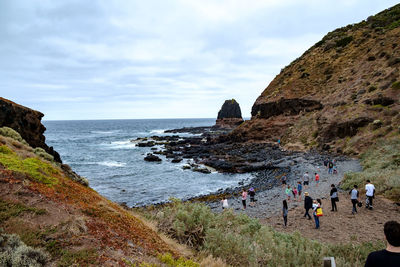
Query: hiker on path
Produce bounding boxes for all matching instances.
[330,184,338,211]
[365,180,375,210]
[221,197,229,210]
[312,199,321,229]
[281,175,287,188]
[297,181,303,201]
[285,185,292,201]
[323,158,329,170]
[249,187,256,207]
[303,172,310,188]
[282,200,288,227]
[304,192,312,219]
[365,220,400,267]
[349,185,359,215]
[315,173,320,187]
[328,160,334,174]
[292,186,298,199]
[241,189,247,210]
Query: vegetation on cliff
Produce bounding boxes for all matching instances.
[147,200,384,267]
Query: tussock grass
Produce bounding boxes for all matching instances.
[152,200,383,266]
[0,145,59,185]
[0,127,29,146]
[342,138,400,201]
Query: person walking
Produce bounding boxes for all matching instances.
[330,184,338,211]
[365,180,375,210]
[323,158,329,170]
[281,175,287,188]
[241,189,247,210]
[312,199,321,229]
[315,173,320,187]
[221,197,229,210]
[249,187,256,207]
[365,220,400,267]
[304,192,312,219]
[292,186,298,200]
[282,200,288,227]
[349,185,359,215]
[303,172,310,189]
[285,185,292,201]
[328,160,334,174]
[297,181,303,201]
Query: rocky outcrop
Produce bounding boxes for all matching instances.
[251,98,323,119]
[0,98,62,162]
[215,99,244,129]
[228,4,400,155]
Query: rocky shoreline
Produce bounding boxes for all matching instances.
[132,126,361,218]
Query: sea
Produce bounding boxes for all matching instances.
[43,119,252,207]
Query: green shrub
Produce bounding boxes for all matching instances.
[335,36,353,47]
[158,253,199,267]
[0,145,59,185]
[153,201,384,266]
[342,138,400,201]
[0,233,49,266]
[392,81,400,90]
[0,199,47,223]
[34,147,54,162]
[0,127,29,146]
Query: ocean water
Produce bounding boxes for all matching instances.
[43,119,252,206]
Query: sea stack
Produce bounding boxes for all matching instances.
[215,99,244,129]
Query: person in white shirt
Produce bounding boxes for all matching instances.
[221,197,229,210]
[365,180,375,210]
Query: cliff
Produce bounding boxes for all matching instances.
[230,4,400,154]
[215,99,244,129]
[0,97,62,162]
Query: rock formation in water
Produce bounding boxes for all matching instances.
[0,97,62,162]
[214,99,244,129]
[228,4,400,155]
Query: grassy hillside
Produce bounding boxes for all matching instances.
[0,127,181,266]
[230,4,400,155]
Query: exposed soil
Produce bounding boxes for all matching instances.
[263,194,400,244]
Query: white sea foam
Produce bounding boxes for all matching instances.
[103,140,136,149]
[98,161,126,167]
[150,129,166,134]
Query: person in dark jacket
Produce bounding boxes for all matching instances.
[330,184,338,211]
[303,192,312,219]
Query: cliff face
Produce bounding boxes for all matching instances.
[230,4,400,154]
[215,99,244,129]
[0,97,62,162]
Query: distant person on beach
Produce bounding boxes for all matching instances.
[249,187,256,207]
[304,192,312,219]
[349,185,359,215]
[323,158,329,170]
[365,220,400,267]
[221,197,229,210]
[281,175,287,188]
[328,160,334,174]
[303,172,310,188]
[285,185,292,201]
[242,189,247,210]
[312,199,322,229]
[365,180,375,210]
[330,184,338,211]
[315,173,320,187]
[297,181,303,201]
[292,186,298,199]
[282,200,288,227]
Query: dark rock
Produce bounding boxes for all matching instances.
[144,153,162,162]
[171,157,183,163]
[251,98,323,119]
[0,97,62,163]
[364,96,395,106]
[193,167,211,174]
[137,141,156,147]
[217,99,242,119]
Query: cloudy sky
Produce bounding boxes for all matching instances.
[1,0,398,120]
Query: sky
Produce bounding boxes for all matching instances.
[1,0,399,120]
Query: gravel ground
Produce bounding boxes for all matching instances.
[208,157,362,218]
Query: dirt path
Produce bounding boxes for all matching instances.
[262,194,400,244]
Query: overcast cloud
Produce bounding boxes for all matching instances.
[0,0,398,120]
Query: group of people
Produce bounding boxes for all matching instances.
[282,171,320,203]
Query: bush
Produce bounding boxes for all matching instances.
[392,81,400,90]
[0,127,29,146]
[152,201,384,266]
[34,147,54,162]
[335,36,353,47]
[0,233,49,266]
[342,138,400,201]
